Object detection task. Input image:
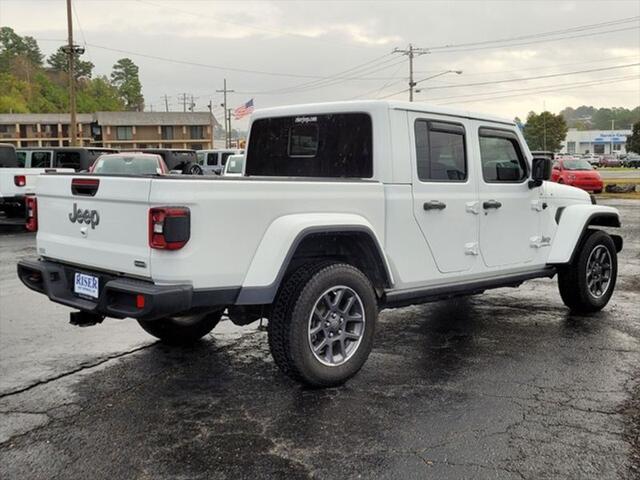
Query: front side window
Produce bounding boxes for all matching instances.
[415,120,466,181]
[116,126,133,140]
[479,129,527,182]
[207,153,218,166]
[221,152,233,166]
[246,113,372,178]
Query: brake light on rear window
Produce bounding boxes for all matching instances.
[25,196,38,232]
[14,175,26,187]
[71,178,100,196]
[149,207,190,250]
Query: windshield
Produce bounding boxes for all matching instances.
[92,155,161,175]
[563,159,593,171]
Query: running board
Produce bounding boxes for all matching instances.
[382,267,557,308]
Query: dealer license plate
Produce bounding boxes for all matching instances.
[74,272,99,299]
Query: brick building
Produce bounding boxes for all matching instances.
[0,111,218,150]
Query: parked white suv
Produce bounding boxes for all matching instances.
[197,149,244,175]
[18,101,622,387]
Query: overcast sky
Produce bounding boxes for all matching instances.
[2,0,639,128]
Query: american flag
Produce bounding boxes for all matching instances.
[233,99,255,120]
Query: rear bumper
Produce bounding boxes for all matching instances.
[17,258,239,321]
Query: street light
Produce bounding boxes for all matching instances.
[414,70,462,95]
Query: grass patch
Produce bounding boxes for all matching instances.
[597,192,640,200]
[602,178,639,185]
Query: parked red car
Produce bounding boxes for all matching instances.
[551,158,603,193]
[88,153,169,175]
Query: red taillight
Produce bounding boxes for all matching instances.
[25,196,38,232]
[14,175,26,187]
[136,294,145,309]
[149,207,190,250]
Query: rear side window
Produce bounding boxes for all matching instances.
[55,152,82,170]
[15,151,26,168]
[415,120,466,181]
[479,129,527,182]
[206,153,218,166]
[246,113,372,178]
[31,151,51,168]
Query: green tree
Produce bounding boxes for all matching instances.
[47,46,94,79]
[0,27,43,70]
[523,111,568,152]
[77,76,125,112]
[110,58,144,111]
[626,122,640,154]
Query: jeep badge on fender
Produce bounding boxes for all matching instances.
[69,203,100,229]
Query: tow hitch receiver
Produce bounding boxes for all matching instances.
[69,310,105,327]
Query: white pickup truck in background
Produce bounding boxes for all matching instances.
[1,144,73,219]
[18,101,622,387]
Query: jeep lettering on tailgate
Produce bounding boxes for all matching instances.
[69,203,100,229]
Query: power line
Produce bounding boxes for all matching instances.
[377,62,640,99]
[437,75,640,105]
[425,16,639,51]
[427,26,638,54]
[416,62,640,90]
[427,74,640,103]
[238,57,406,96]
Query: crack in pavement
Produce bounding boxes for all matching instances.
[0,343,156,399]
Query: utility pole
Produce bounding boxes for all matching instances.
[163,94,169,112]
[216,79,234,148]
[393,44,429,102]
[227,109,233,148]
[178,93,191,112]
[65,0,77,146]
[189,94,195,112]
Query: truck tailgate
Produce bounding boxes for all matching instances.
[36,175,153,278]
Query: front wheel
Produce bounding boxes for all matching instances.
[268,262,378,388]
[558,230,617,313]
[137,310,223,345]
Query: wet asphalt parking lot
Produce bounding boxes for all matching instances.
[0,198,638,480]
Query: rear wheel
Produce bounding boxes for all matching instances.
[185,163,203,175]
[268,262,378,387]
[558,230,617,313]
[137,310,223,345]
[593,189,602,194]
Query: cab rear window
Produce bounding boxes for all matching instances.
[246,113,372,178]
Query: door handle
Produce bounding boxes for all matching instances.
[483,200,502,210]
[423,200,447,211]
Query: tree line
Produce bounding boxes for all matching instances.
[0,27,144,113]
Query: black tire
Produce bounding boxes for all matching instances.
[558,230,617,313]
[268,262,378,388]
[137,310,223,345]
[593,189,602,194]
[185,163,203,175]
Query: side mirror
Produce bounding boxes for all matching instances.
[529,157,552,188]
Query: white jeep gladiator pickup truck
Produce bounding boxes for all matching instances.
[18,101,623,387]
